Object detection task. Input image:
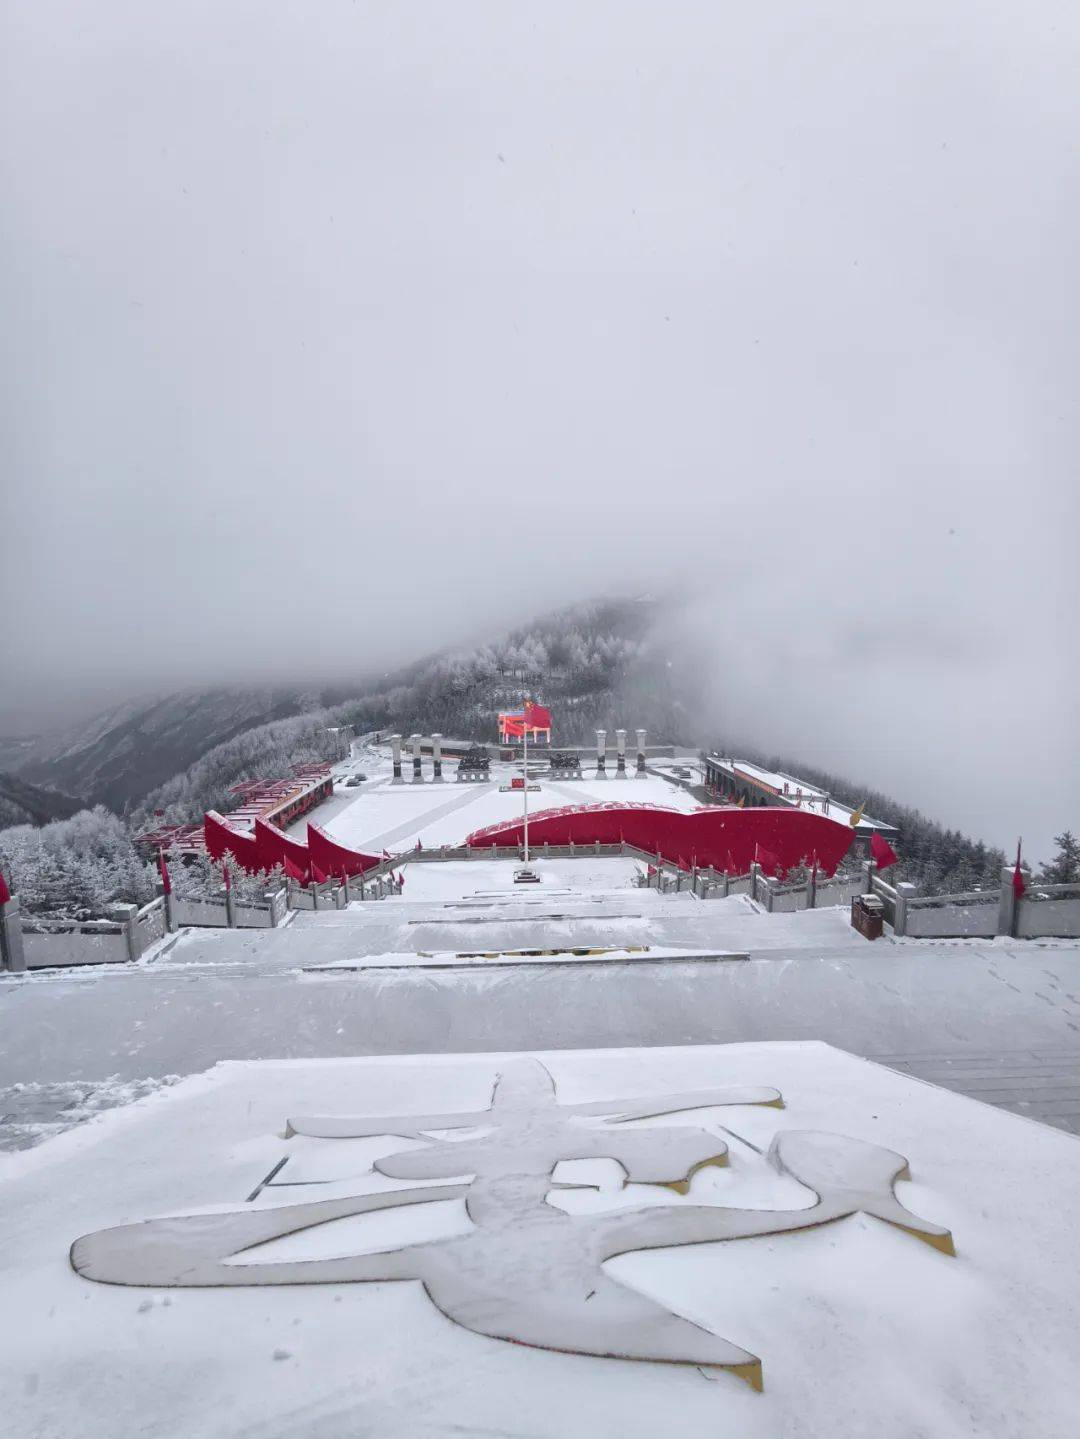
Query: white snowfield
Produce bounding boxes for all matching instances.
[3,1042,1079,1437]
[296,744,703,855]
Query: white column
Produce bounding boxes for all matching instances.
[432,734,443,781]
[615,729,627,777]
[391,734,403,783]
[595,729,607,778]
[411,734,423,783]
[635,728,647,777]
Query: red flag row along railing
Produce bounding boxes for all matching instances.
[204,811,382,883]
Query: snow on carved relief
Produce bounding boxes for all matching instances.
[70,1060,954,1390]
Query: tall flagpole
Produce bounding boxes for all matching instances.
[522,703,530,863]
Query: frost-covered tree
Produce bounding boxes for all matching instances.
[1040,831,1080,885]
[0,807,156,918]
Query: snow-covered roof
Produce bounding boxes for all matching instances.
[706,756,897,834]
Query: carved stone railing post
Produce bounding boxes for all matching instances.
[0,895,26,972]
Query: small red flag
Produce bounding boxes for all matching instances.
[397,872,405,887]
[157,850,172,895]
[0,867,11,905]
[1012,840,1026,900]
[284,855,308,883]
[754,843,782,877]
[311,863,328,885]
[870,833,898,869]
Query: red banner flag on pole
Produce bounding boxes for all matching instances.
[157,849,172,896]
[754,843,782,877]
[311,863,328,886]
[869,833,898,869]
[0,867,11,905]
[1012,840,1026,900]
[284,855,308,884]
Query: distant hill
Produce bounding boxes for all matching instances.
[0,772,83,829]
[13,597,698,820]
[127,596,702,826]
[334,595,703,748]
[11,686,354,813]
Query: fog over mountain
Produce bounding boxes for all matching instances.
[2,3,1077,859]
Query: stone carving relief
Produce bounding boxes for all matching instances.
[71,1060,953,1390]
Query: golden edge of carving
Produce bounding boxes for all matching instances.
[896,1221,956,1257]
[661,1153,729,1195]
[728,1359,764,1392]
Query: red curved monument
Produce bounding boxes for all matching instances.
[307,822,382,879]
[465,802,854,876]
[203,811,263,871]
[204,811,380,879]
[254,816,312,875]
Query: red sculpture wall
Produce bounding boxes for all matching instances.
[254,817,312,874]
[204,811,262,871]
[203,811,381,880]
[307,822,382,878]
[465,802,853,876]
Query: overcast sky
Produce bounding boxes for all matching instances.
[1,2,1077,857]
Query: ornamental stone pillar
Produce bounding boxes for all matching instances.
[635,728,647,777]
[432,734,443,782]
[391,734,403,784]
[615,729,627,778]
[411,734,423,783]
[595,729,607,778]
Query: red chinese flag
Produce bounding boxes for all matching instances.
[311,863,329,885]
[0,867,10,905]
[1012,860,1026,900]
[284,855,308,883]
[157,850,172,895]
[524,700,552,729]
[870,833,898,869]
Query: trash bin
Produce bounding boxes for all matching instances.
[851,893,884,940]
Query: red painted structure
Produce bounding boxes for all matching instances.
[136,765,334,861]
[308,822,382,879]
[465,802,854,876]
[254,817,314,875]
[204,810,382,880]
[204,810,263,870]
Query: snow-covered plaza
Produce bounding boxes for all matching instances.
[3,745,1080,1435]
